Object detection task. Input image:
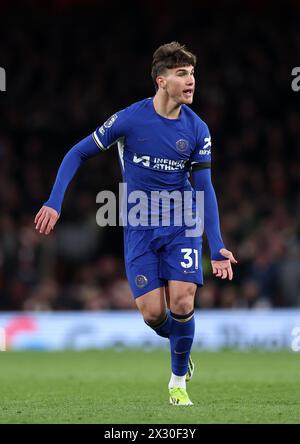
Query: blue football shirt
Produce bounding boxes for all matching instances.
[92,97,212,229]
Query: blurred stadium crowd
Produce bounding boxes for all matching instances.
[0,0,299,310]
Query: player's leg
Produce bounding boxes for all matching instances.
[124,228,172,338]
[165,284,170,308]
[135,286,172,338]
[135,283,195,406]
[166,281,197,406]
[159,228,203,405]
[168,281,196,379]
[168,280,195,314]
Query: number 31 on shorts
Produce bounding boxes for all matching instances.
[180,248,199,270]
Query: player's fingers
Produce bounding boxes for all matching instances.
[228,265,233,281]
[221,268,228,279]
[34,209,42,224]
[35,209,46,228]
[45,215,57,235]
[229,253,238,264]
[219,248,238,264]
[216,268,222,277]
[35,212,46,231]
[45,222,53,235]
[34,207,46,224]
[39,214,50,234]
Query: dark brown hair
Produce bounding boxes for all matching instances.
[151,42,196,90]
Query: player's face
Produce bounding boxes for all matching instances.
[159,65,195,104]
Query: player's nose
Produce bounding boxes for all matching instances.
[186,76,194,86]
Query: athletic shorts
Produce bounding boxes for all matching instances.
[124,225,203,298]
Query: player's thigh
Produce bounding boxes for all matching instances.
[165,285,170,308]
[135,286,168,323]
[168,280,197,314]
[159,228,202,314]
[124,228,166,303]
[159,229,203,286]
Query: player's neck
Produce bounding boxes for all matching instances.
[153,93,181,120]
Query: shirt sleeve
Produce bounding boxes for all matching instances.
[190,121,212,171]
[190,120,225,260]
[92,108,129,151]
[192,168,225,260]
[44,134,100,214]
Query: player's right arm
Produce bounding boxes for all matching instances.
[34,134,101,235]
[34,110,127,235]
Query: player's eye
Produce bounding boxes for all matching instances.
[177,72,194,77]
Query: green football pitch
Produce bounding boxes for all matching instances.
[0,350,299,424]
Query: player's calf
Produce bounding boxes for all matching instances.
[144,311,171,338]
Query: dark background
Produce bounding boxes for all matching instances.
[0,0,299,311]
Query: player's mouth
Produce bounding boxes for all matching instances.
[182,88,194,98]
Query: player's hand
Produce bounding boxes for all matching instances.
[211,248,237,281]
[34,206,60,235]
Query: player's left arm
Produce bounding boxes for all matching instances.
[192,168,237,280]
[190,122,237,280]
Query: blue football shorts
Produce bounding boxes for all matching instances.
[124,225,203,298]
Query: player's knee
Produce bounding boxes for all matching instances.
[172,285,195,314]
[142,310,165,326]
[173,299,193,315]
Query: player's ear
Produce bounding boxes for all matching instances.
[157,76,166,90]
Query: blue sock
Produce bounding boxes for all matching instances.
[169,310,195,376]
[145,311,172,338]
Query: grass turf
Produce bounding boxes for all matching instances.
[0,350,299,424]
